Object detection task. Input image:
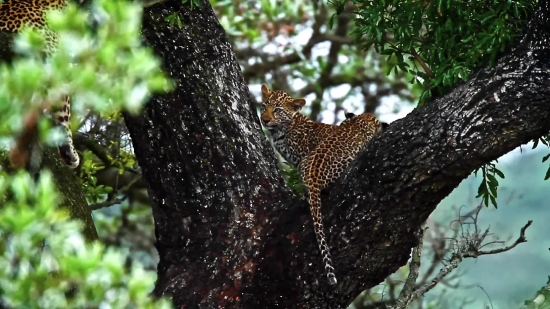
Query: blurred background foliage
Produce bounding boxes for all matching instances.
[1,0,549,308]
[0,0,172,306]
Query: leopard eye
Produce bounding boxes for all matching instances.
[273,107,283,113]
[260,104,266,112]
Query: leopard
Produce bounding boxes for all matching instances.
[0,0,83,170]
[260,84,387,285]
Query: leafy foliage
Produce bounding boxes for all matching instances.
[1,1,172,141]
[182,0,201,10]
[280,162,303,197]
[329,0,534,105]
[165,0,201,27]
[474,162,505,208]
[0,172,171,308]
[79,150,113,203]
[533,134,550,181]
[165,12,183,28]
[521,283,550,309]
[0,0,172,306]
[325,0,535,208]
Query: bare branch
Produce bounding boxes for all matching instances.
[394,225,426,307]
[73,133,112,167]
[89,173,142,211]
[410,48,433,79]
[406,220,533,305]
[464,220,532,258]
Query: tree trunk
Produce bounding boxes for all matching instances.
[43,147,98,242]
[124,1,550,308]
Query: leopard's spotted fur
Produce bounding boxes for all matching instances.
[260,84,386,285]
[0,0,80,169]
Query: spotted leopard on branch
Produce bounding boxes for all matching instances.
[259,84,387,285]
[0,0,82,170]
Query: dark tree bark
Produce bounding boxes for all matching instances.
[124,1,550,308]
[42,147,98,242]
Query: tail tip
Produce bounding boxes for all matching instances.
[328,274,337,285]
[57,146,79,169]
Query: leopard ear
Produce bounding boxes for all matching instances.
[377,122,389,133]
[261,84,271,101]
[291,98,306,111]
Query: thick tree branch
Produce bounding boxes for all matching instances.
[125,1,550,308]
[318,2,550,307]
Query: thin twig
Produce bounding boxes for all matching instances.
[463,220,532,258]
[142,0,168,8]
[411,48,434,78]
[477,285,494,309]
[89,173,142,211]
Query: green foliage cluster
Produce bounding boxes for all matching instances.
[474,161,505,208]
[0,172,171,308]
[79,150,113,203]
[521,282,550,309]
[280,162,303,197]
[326,0,537,208]
[0,0,172,306]
[165,0,201,27]
[212,0,308,38]
[4,3,170,124]
[533,134,550,180]
[330,0,535,104]
[79,140,137,204]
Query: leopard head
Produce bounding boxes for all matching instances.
[259,84,306,131]
[344,113,388,135]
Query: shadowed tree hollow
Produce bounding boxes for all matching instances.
[123,0,550,308]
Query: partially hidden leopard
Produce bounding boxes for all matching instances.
[0,0,83,170]
[259,84,387,285]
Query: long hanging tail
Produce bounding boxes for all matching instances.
[308,187,337,285]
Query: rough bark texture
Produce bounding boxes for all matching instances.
[3,139,98,242]
[42,147,98,242]
[124,1,550,308]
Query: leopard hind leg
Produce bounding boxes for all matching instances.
[52,95,79,168]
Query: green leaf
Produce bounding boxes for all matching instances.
[489,195,498,209]
[488,181,498,199]
[476,180,486,198]
[494,168,505,179]
[328,14,336,29]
